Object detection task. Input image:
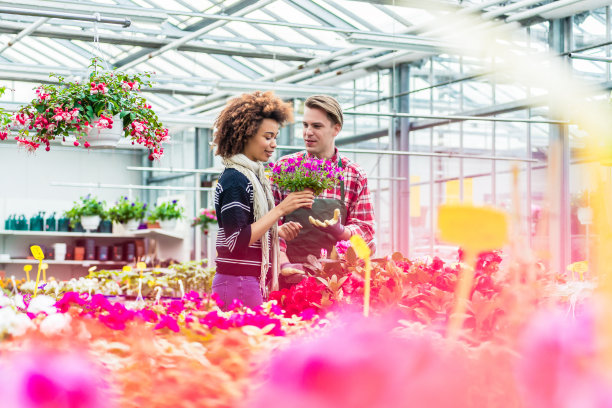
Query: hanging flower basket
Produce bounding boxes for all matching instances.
[88,113,122,148]
[11,58,169,160]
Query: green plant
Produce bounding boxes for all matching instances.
[0,87,11,140]
[66,196,106,226]
[108,196,147,224]
[13,58,168,159]
[148,200,184,222]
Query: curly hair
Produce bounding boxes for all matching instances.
[213,91,294,158]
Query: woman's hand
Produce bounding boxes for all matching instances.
[278,221,302,241]
[277,191,314,216]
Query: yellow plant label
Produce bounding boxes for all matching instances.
[23,265,32,272]
[30,245,44,261]
[41,263,49,270]
[137,262,147,270]
[350,235,371,259]
[123,265,132,273]
[437,204,508,253]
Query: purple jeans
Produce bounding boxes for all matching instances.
[212,273,263,310]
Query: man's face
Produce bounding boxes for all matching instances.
[302,106,341,159]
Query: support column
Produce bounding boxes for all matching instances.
[548,18,572,273]
[391,63,411,256]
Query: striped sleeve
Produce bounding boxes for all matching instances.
[215,173,253,256]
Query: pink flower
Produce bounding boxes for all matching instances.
[0,347,114,408]
[517,305,612,407]
[121,81,139,91]
[15,137,40,152]
[247,316,475,408]
[95,115,113,129]
[155,315,180,332]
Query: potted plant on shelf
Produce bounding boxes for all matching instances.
[68,195,107,232]
[191,208,217,235]
[12,58,169,160]
[148,200,184,230]
[108,196,147,230]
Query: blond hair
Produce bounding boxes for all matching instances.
[305,95,343,128]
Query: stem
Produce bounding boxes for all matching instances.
[447,250,476,339]
[363,258,371,317]
[34,262,42,297]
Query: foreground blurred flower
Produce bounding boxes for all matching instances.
[517,305,612,408]
[247,315,478,408]
[0,348,114,408]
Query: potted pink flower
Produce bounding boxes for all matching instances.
[11,58,169,160]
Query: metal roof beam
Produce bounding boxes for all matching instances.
[0,17,48,55]
[0,21,313,61]
[119,0,277,69]
[285,0,355,33]
[0,6,130,27]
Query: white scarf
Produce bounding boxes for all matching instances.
[222,154,279,294]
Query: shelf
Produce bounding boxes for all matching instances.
[0,259,127,266]
[0,230,129,238]
[131,228,184,240]
[0,229,183,240]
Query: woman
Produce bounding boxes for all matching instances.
[212,91,314,310]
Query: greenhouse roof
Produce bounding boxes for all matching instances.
[0,0,609,125]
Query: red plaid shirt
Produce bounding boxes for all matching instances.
[272,148,376,254]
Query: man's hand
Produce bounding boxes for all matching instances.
[278,221,302,241]
[280,262,305,276]
[308,208,345,239]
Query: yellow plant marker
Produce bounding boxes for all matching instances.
[30,245,45,297]
[41,263,49,282]
[437,204,508,338]
[123,265,132,273]
[567,261,588,281]
[137,261,146,279]
[350,235,372,317]
[23,264,32,282]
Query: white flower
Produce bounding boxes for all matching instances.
[27,295,57,315]
[39,313,71,336]
[12,294,25,310]
[0,294,11,308]
[19,280,36,292]
[0,308,33,337]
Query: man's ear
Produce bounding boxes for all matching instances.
[332,123,341,138]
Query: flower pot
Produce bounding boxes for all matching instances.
[577,207,593,225]
[81,215,101,232]
[126,219,141,230]
[53,243,67,261]
[88,114,123,148]
[98,219,112,233]
[159,219,177,230]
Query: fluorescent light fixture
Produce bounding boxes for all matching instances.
[346,32,449,52]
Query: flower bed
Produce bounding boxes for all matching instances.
[0,252,608,407]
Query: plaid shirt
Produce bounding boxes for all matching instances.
[272,148,376,254]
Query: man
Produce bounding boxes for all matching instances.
[272,95,376,282]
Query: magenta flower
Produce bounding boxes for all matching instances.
[0,348,114,408]
[155,315,180,332]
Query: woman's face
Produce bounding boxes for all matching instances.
[243,118,279,162]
